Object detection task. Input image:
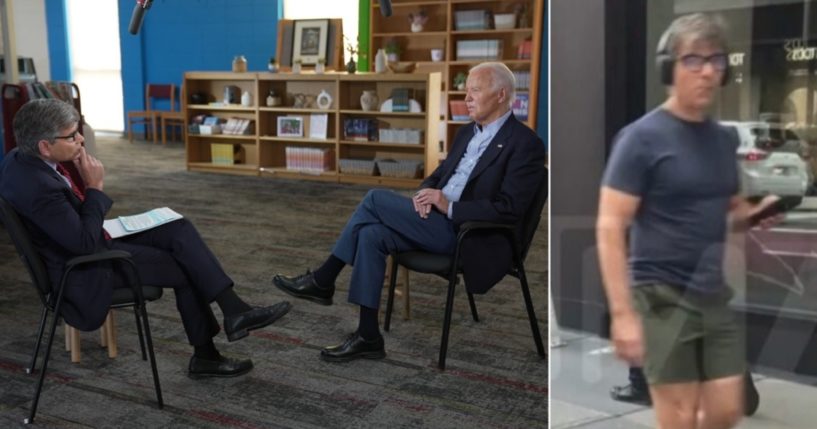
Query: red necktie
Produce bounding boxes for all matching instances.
[56,164,111,240]
[56,164,84,201]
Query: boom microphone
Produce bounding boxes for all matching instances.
[128,0,153,35]
[379,0,392,17]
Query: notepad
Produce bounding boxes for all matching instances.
[104,207,183,238]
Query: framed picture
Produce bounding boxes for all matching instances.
[277,116,304,137]
[292,19,329,65]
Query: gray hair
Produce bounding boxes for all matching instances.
[469,62,516,107]
[13,99,80,157]
[662,13,729,56]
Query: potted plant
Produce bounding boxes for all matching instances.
[315,57,325,74]
[453,72,467,91]
[292,59,302,74]
[384,38,401,62]
[268,56,278,73]
[345,35,358,74]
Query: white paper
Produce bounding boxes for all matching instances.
[104,207,184,239]
[309,113,328,139]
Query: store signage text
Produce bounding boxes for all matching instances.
[729,53,744,66]
[785,39,817,62]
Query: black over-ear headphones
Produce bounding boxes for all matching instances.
[655,26,730,87]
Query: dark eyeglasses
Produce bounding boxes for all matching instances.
[53,129,80,142]
[678,53,728,72]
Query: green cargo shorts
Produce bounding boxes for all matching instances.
[632,283,745,385]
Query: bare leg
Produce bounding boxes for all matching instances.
[650,381,702,429]
[697,374,743,429]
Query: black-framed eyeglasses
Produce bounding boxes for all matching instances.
[53,129,80,142]
[678,53,728,72]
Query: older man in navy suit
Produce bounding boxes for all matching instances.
[273,62,546,361]
[0,99,291,378]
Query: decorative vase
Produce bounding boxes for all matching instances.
[375,49,387,74]
[268,60,278,73]
[232,55,247,73]
[316,89,333,110]
[292,62,302,74]
[241,91,252,107]
[346,58,357,74]
[360,90,379,112]
[266,90,282,107]
[315,61,325,74]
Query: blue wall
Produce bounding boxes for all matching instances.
[535,5,547,151]
[45,0,71,81]
[117,0,280,131]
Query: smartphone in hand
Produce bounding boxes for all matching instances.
[748,197,794,226]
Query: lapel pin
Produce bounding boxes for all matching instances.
[498,144,503,148]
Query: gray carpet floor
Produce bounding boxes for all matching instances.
[0,136,548,428]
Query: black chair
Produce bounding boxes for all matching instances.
[384,171,548,370]
[0,197,164,424]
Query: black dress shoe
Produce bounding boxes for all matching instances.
[223,301,292,342]
[610,383,651,406]
[320,332,386,362]
[744,371,759,417]
[272,270,334,306]
[188,355,253,379]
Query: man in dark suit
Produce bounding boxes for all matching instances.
[0,99,291,378]
[273,62,546,361]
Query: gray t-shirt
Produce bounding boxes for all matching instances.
[602,108,739,294]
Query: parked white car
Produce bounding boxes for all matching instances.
[722,121,810,207]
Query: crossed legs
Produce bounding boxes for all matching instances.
[274,189,456,360]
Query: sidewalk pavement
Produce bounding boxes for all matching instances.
[551,329,817,428]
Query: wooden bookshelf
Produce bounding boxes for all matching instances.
[183,71,441,188]
[368,0,543,155]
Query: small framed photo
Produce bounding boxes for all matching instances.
[292,19,329,66]
[277,116,304,137]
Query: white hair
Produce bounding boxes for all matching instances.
[469,62,516,107]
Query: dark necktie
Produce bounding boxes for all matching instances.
[56,164,84,201]
[56,164,111,240]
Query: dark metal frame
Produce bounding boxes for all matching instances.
[383,173,548,370]
[0,198,163,424]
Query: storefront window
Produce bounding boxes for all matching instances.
[645,1,817,317]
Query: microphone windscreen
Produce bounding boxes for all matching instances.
[128,4,146,35]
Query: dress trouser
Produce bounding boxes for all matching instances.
[331,189,457,309]
[109,218,232,346]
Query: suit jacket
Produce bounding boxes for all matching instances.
[0,148,114,330]
[421,114,546,293]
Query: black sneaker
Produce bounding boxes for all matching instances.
[610,383,651,406]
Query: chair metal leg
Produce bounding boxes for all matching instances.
[134,307,147,360]
[25,292,67,424]
[466,292,479,322]
[384,256,400,332]
[26,306,49,374]
[138,303,164,408]
[518,264,545,358]
[438,274,459,370]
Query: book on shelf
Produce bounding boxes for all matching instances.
[517,39,533,60]
[285,146,334,173]
[512,71,531,90]
[512,92,529,122]
[456,40,502,61]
